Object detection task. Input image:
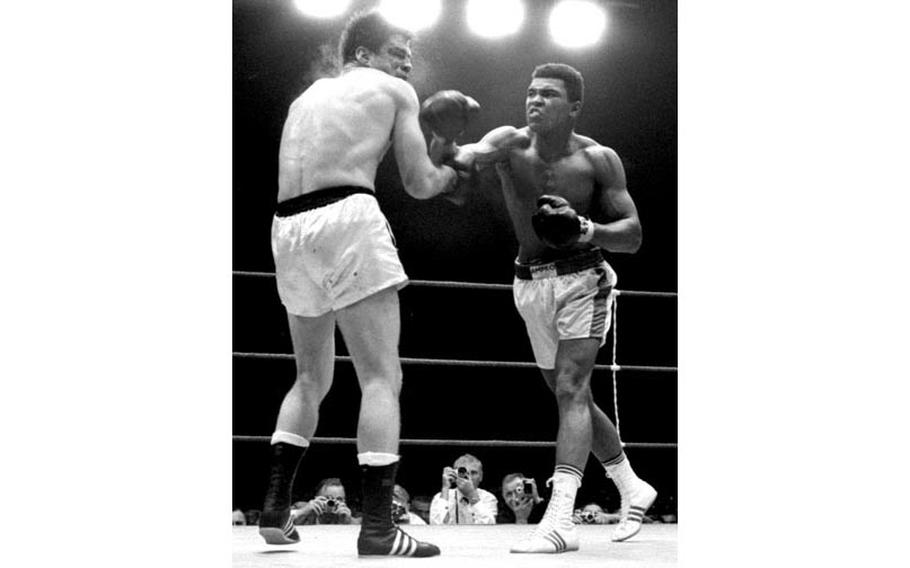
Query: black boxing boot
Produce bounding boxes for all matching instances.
[357,462,440,557]
[258,441,306,544]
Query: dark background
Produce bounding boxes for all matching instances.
[233,0,676,515]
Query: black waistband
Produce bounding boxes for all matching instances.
[275,186,374,217]
[514,249,605,280]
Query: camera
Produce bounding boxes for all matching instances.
[449,466,469,488]
[580,510,597,524]
[522,479,534,495]
[325,498,337,512]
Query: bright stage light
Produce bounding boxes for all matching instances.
[378,0,442,32]
[293,0,351,19]
[549,0,608,48]
[466,0,525,39]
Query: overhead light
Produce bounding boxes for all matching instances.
[466,0,525,39]
[293,0,351,19]
[378,0,443,32]
[549,0,608,48]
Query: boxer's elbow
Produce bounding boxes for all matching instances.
[613,222,642,253]
[402,176,436,200]
[626,223,643,253]
[403,167,451,200]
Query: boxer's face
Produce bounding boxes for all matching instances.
[368,34,413,80]
[526,77,579,132]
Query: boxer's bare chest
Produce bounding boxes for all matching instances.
[504,148,597,216]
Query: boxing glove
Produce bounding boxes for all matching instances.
[531,195,595,249]
[419,90,480,141]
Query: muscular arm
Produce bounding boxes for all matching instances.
[587,146,642,253]
[454,126,531,171]
[391,81,458,199]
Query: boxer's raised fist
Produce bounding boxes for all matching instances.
[419,90,480,141]
[531,195,594,249]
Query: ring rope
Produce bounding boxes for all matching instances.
[232,270,677,298]
[232,435,676,449]
[233,270,676,452]
[611,293,622,440]
[232,352,676,374]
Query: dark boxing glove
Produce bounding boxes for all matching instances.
[436,145,477,207]
[419,90,480,141]
[531,195,595,249]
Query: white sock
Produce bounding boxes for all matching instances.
[605,456,639,489]
[552,471,582,492]
[357,452,400,467]
[271,430,309,447]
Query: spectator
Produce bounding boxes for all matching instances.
[430,454,497,524]
[654,495,677,523]
[245,509,261,526]
[572,502,621,525]
[409,496,431,524]
[292,477,357,525]
[497,473,546,525]
[232,509,246,526]
[392,484,426,525]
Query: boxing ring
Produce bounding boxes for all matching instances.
[233,271,677,566]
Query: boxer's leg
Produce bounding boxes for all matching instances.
[260,310,336,544]
[336,287,440,558]
[512,338,599,553]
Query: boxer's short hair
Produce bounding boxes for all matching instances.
[340,10,413,64]
[532,63,585,103]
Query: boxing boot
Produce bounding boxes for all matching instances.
[357,462,440,557]
[605,457,657,542]
[511,474,580,554]
[259,440,306,544]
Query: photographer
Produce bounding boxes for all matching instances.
[291,478,356,525]
[392,484,426,525]
[572,502,621,525]
[429,454,497,524]
[497,473,546,525]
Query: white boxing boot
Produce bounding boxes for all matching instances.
[605,457,657,542]
[510,475,580,554]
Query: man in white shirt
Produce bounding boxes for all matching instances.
[429,454,498,524]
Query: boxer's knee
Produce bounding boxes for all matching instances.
[553,372,592,408]
[292,370,332,402]
[359,369,402,400]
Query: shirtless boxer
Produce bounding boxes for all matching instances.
[258,10,462,558]
[448,63,657,553]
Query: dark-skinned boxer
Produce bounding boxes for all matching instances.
[440,63,657,554]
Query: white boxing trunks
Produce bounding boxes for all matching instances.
[513,248,617,370]
[271,187,408,317]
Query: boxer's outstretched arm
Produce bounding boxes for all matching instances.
[391,82,457,200]
[455,126,531,170]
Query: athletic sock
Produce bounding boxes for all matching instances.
[553,463,583,489]
[601,450,627,469]
[603,453,639,492]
